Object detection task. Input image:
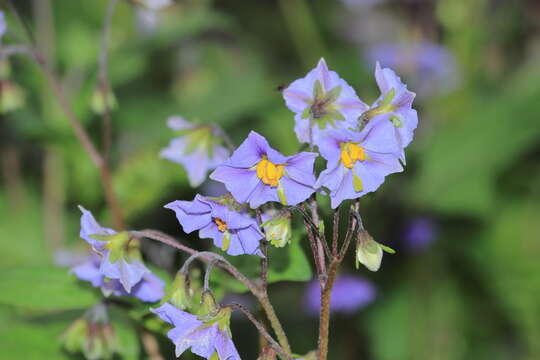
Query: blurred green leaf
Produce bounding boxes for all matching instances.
[0,266,100,311]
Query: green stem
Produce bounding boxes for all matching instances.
[258,293,292,357]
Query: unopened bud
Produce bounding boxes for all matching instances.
[355,230,395,272]
[167,273,193,310]
[262,210,292,248]
[90,85,117,115]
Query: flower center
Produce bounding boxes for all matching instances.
[256,157,285,187]
[340,143,366,169]
[213,217,228,232]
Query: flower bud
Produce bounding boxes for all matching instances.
[262,210,292,248]
[198,290,219,317]
[90,85,117,115]
[355,230,395,272]
[61,304,118,360]
[0,80,25,114]
[166,273,193,310]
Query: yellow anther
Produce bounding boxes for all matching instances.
[340,143,366,169]
[256,157,285,187]
[213,218,228,232]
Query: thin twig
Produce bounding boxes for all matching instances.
[203,258,219,291]
[338,200,360,261]
[211,124,236,152]
[98,0,119,157]
[228,303,292,360]
[307,196,327,274]
[331,206,340,257]
[256,209,269,290]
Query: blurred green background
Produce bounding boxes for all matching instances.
[1,0,540,359]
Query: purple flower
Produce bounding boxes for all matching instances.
[304,275,376,315]
[165,195,264,256]
[403,217,438,252]
[366,42,460,97]
[210,131,317,208]
[78,206,152,293]
[151,303,240,359]
[71,254,164,302]
[316,120,402,208]
[161,116,230,187]
[0,11,6,39]
[282,58,368,144]
[362,62,418,162]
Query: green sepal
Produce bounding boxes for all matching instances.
[313,80,324,99]
[97,232,131,263]
[379,243,396,254]
[301,106,312,119]
[324,85,342,104]
[379,87,396,108]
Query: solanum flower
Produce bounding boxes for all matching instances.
[0,11,6,40]
[78,206,152,293]
[72,254,164,303]
[161,116,229,187]
[282,58,368,144]
[316,120,402,208]
[304,275,376,314]
[165,195,264,256]
[151,302,240,360]
[210,131,317,208]
[359,62,417,161]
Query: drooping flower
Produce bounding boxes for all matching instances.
[165,195,264,256]
[282,58,368,144]
[403,216,438,252]
[366,41,460,97]
[78,206,161,295]
[71,254,164,303]
[359,62,418,161]
[210,131,318,208]
[316,120,402,208]
[151,301,240,360]
[161,116,230,187]
[304,275,376,315]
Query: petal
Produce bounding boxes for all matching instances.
[71,256,104,287]
[164,199,212,234]
[229,226,264,256]
[361,118,400,155]
[166,116,193,131]
[130,272,165,303]
[151,303,200,329]
[215,331,241,360]
[78,206,115,250]
[316,163,345,193]
[284,152,318,186]
[226,131,268,168]
[189,326,218,358]
[280,177,316,206]
[99,255,148,293]
[248,182,280,208]
[210,166,261,205]
[329,169,357,208]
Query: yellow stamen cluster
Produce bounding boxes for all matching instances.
[213,218,228,232]
[340,143,366,169]
[256,157,284,187]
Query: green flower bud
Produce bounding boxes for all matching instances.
[0,80,25,114]
[198,290,219,317]
[166,273,193,310]
[90,85,117,115]
[262,210,292,248]
[355,230,395,272]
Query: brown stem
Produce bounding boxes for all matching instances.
[256,209,269,290]
[308,196,326,274]
[332,207,340,256]
[317,259,340,360]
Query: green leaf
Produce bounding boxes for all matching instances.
[0,266,100,311]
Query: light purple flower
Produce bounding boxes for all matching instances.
[72,254,164,302]
[366,42,460,97]
[282,58,368,144]
[161,116,230,187]
[165,195,264,256]
[316,120,402,208]
[0,11,6,39]
[210,131,318,208]
[304,275,376,315]
[362,62,418,162]
[403,217,438,252]
[78,206,150,293]
[151,303,240,359]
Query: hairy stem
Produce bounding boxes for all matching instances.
[317,260,339,360]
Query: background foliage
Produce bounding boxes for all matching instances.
[1,0,540,359]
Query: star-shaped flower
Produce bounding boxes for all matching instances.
[161,116,230,187]
[165,195,264,256]
[282,58,368,144]
[210,131,317,208]
[151,302,240,360]
[316,119,402,208]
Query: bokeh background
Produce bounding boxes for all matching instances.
[1,0,540,359]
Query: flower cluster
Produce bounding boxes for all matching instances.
[73,206,164,302]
